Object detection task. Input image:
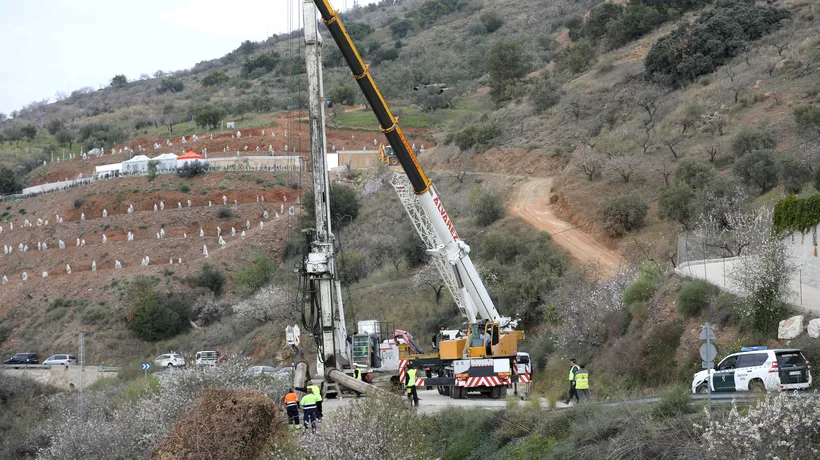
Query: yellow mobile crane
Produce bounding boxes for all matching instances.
[311,0,529,398]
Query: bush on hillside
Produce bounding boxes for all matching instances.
[480,10,504,33]
[676,280,719,317]
[555,40,596,74]
[411,0,468,27]
[731,128,777,158]
[659,185,695,228]
[455,123,502,152]
[640,321,684,384]
[401,232,428,268]
[194,106,223,130]
[177,161,207,178]
[126,277,191,341]
[303,183,360,226]
[157,76,184,94]
[486,40,531,104]
[675,157,716,189]
[473,192,505,226]
[77,123,128,150]
[793,105,820,136]
[201,69,228,87]
[733,149,778,194]
[0,167,22,195]
[602,194,648,237]
[192,264,226,297]
[234,254,275,296]
[338,250,368,286]
[530,74,562,113]
[778,155,812,194]
[655,385,694,417]
[645,0,790,86]
[623,277,658,310]
[603,2,667,49]
[390,18,413,39]
[240,52,280,78]
[217,206,232,219]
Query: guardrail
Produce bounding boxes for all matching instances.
[1,364,121,371]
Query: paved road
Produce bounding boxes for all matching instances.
[509,177,624,276]
[322,387,571,415]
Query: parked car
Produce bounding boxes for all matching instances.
[195,351,219,367]
[3,353,39,366]
[247,365,277,376]
[43,354,78,366]
[154,353,186,368]
[692,347,812,394]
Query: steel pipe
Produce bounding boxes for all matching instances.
[293,361,309,393]
[325,367,383,396]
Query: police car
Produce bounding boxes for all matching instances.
[692,347,812,394]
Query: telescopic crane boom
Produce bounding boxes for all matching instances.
[311,0,513,327]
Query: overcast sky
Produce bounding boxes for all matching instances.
[0,0,375,115]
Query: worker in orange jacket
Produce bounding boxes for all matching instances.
[284,388,300,428]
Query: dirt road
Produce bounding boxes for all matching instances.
[509,177,624,275]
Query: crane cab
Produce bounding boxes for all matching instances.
[439,321,520,360]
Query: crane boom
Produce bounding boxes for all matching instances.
[311,0,513,327]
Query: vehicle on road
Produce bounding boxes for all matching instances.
[195,351,219,367]
[3,353,39,366]
[154,353,185,368]
[43,354,78,366]
[692,347,812,394]
[247,365,277,376]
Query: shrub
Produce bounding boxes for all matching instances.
[194,107,223,130]
[645,0,790,86]
[659,185,694,227]
[473,192,505,226]
[640,321,684,384]
[0,166,22,195]
[177,160,207,178]
[157,76,184,94]
[77,122,128,150]
[602,194,648,237]
[778,155,812,194]
[480,10,504,33]
[793,105,820,135]
[731,128,776,158]
[676,280,718,317]
[455,123,502,152]
[201,69,228,87]
[733,149,778,194]
[193,264,226,297]
[401,232,428,268]
[233,254,275,296]
[675,157,716,189]
[303,183,360,225]
[530,74,562,113]
[126,277,191,341]
[555,40,596,74]
[655,385,694,417]
[217,206,233,219]
[179,184,190,193]
[486,40,530,103]
[338,250,368,286]
[147,160,158,182]
[623,277,657,309]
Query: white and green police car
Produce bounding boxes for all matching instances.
[692,347,812,393]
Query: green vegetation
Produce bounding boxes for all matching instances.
[645,0,790,86]
[0,167,22,194]
[454,123,501,152]
[485,39,530,104]
[217,206,233,219]
[676,280,719,317]
[304,183,360,226]
[602,194,648,237]
[772,193,820,235]
[233,254,275,296]
[125,277,191,341]
[191,264,226,297]
[177,161,207,178]
[194,106,223,130]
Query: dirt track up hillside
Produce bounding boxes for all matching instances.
[510,177,623,275]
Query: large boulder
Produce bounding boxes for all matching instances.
[808,318,820,339]
[778,315,804,340]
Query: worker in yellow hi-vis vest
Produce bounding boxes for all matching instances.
[575,364,590,402]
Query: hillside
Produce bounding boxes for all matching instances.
[1,0,820,457]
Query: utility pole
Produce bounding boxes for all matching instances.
[78,332,85,422]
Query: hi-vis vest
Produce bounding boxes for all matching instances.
[406,369,417,387]
[308,385,322,402]
[301,393,318,410]
[568,365,580,381]
[353,368,362,380]
[575,370,589,390]
[284,392,299,407]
